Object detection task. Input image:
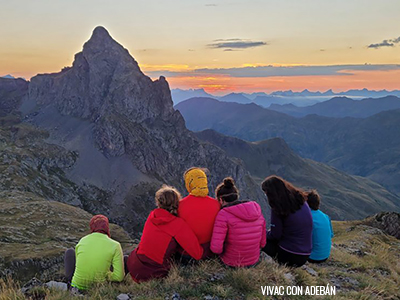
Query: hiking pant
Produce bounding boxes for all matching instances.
[64,248,129,283]
[308,257,328,263]
[263,239,308,268]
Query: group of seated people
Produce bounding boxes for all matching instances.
[64,167,333,290]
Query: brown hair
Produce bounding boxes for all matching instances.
[215,177,239,203]
[155,185,181,216]
[307,190,320,210]
[261,175,306,217]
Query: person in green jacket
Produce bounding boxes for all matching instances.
[64,215,125,290]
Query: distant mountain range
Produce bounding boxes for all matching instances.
[171,88,400,106]
[196,129,400,220]
[269,96,400,118]
[1,74,16,79]
[171,88,214,104]
[175,97,400,196]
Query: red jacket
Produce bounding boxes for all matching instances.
[127,208,203,282]
[211,201,266,267]
[178,195,221,258]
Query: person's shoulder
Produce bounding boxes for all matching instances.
[108,238,121,247]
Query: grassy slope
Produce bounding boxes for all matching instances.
[0,190,133,282]
[1,220,399,300]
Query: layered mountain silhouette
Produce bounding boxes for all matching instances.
[269,96,400,118]
[1,27,265,234]
[195,130,400,220]
[175,97,400,196]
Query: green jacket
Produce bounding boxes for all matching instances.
[71,232,124,290]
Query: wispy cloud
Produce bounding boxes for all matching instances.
[146,64,400,78]
[368,36,400,49]
[208,39,267,50]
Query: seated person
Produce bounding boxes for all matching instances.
[127,185,203,282]
[307,190,334,263]
[64,215,125,290]
[178,167,220,259]
[261,176,313,267]
[211,177,266,267]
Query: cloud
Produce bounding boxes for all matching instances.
[208,39,267,50]
[368,36,400,49]
[205,3,217,6]
[146,64,400,78]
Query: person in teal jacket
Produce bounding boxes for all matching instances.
[307,191,334,263]
[64,215,125,290]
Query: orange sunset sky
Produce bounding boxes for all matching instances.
[1,0,399,94]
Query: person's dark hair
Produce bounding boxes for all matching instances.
[307,190,320,210]
[155,185,181,216]
[215,177,239,203]
[261,175,306,217]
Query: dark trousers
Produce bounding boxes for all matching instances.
[308,257,327,263]
[64,248,76,283]
[64,248,129,284]
[263,239,309,268]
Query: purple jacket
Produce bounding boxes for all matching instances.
[211,201,266,267]
[267,202,313,255]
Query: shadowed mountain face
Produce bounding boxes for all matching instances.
[195,130,400,220]
[1,27,266,234]
[0,78,28,118]
[175,97,400,196]
[269,96,400,118]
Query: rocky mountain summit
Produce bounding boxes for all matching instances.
[2,26,265,235]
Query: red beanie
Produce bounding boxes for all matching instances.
[89,215,111,237]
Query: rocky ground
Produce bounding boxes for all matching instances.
[1,215,399,300]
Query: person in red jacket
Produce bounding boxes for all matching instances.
[211,177,266,267]
[127,185,203,283]
[178,167,221,259]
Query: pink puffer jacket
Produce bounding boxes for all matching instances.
[210,201,266,267]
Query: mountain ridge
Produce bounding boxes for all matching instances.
[195,129,400,220]
[176,97,400,196]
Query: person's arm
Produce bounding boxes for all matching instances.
[260,217,267,248]
[107,243,125,282]
[210,212,228,255]
[174,220,204,260]
[329,216,334,238]
[267,210,283,240]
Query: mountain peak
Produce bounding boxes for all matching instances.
[92,26,110,37]
[84,26,121,52]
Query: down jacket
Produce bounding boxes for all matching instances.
[210,201,266,267]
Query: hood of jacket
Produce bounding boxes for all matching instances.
[223,201,262,222]
[149,208,176,226]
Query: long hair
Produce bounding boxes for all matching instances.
[155,185,181,216]
[215,177,239,203]
[261,175,306,217]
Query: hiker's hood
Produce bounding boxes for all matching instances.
[224,201,262,222]
[150,208,176,225]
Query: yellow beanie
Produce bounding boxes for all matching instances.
[184,168,209,197]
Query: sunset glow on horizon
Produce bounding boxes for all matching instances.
[1,0,399,94]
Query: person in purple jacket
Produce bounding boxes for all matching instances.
[261,175,313,267]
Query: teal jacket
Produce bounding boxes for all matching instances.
[309,210,334,261]
[72,232,124,290]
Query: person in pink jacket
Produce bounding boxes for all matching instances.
[210,177,266,267]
